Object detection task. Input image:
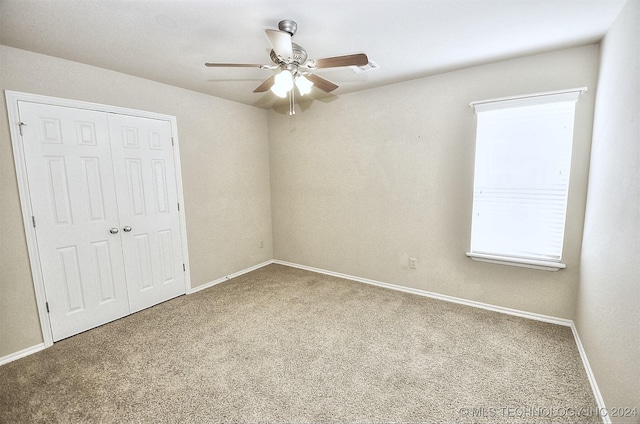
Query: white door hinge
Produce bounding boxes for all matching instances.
[32,215,36,228]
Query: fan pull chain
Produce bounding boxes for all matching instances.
[289,86,295,115]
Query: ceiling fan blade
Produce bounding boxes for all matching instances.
[312,53,369,69]
[305,74,339,93]
[253,75,276,93]
[265,29,293,61]
[205,63,265,68]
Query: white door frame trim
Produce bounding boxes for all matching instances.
[5,90,192,348]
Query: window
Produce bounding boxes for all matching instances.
[467,88,586,271]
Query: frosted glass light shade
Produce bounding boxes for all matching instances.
[271,70,293,98]
[295,75,314,96]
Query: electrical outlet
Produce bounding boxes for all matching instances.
[259,241,264,248]
[409,257,417,269]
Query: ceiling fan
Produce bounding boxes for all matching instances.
[205,19,369,115]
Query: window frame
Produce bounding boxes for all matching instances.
[466,87,587,271]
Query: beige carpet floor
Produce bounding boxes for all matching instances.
[0,264,600,423]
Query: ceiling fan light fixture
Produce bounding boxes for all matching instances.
[295,75,314,96]
[205,20,369,114]
[271,69,294,98]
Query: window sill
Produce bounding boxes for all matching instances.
[466,252,566,271]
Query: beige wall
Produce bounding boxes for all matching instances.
[576,0,640,419]
[269,45,600,320]
[0,45,273,357]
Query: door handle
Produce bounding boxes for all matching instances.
[123,226,132,232]
[109,227,119,234]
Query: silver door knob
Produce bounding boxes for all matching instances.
[109,227,119,234]
[123,226,132,232]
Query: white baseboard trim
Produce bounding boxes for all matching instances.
[570,323,611,424]
[0,343,46,366]
[273,260,572,327]
[273,259,609,418]
[187,260,275,294]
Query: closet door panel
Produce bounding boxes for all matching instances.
[17,102,130,341]
[108,114,185,312]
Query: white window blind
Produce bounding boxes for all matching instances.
[467,88,585,270]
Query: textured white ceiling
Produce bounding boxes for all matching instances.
[0,0,628,108]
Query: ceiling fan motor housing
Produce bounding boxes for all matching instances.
[270,42,308,66]
[278,19,297,35]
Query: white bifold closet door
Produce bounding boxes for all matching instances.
[18,101,185,341]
